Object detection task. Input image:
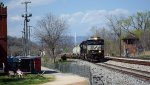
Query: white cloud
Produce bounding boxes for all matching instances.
[61,12,84,24]
[60,9,129,36]
[81,10,107,25]
[10,15,22,21]
[7,0,55,22]
[109,8,129,16]
[60,9,129,26]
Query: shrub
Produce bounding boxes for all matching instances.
[61,54,67,61]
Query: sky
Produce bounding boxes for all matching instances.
[1,0,150,39]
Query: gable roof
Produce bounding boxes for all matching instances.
[122,34,139,40]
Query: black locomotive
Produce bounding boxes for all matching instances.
[79,37,104,62]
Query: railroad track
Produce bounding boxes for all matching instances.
[95,62,150,82]
[71,56,150,82]
[105,56,150,66]
[70,58,150,84]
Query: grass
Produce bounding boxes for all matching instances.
[137,55,150,60]
[0,74,54,85]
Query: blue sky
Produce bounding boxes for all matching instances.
[1,0,150,38]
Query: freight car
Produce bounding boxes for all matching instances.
[73,37,104,62]
[72,45,81,58]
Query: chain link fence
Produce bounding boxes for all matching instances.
[42,60,104,85]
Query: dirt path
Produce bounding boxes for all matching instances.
[40,66,90,85]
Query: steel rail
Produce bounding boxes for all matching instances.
[95,63,150,82]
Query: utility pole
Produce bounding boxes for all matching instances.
[21,30,25,55]
[21,1,32,56]
[28,26,32,56]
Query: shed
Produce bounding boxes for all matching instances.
[7,56,41,73]
[122,34,139,57]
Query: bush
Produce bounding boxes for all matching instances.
[61,54,67,61]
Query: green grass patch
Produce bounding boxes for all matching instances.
[132,54,150,60]
[139,55,150,58]
[0,74,54,85]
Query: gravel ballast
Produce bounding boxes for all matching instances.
[104,60,150,72]
[73,59,150,85]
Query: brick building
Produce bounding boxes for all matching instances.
[0,2,7,72]
[122,34,139,57]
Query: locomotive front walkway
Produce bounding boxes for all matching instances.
[40,66,89,85]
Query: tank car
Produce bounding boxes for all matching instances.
[72,45,80,58]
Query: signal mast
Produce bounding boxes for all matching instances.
[21,1,32,56]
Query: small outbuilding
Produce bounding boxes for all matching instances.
[7,56,41,73]
[122,34,140,57]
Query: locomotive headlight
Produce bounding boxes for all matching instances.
[99,51,101,53]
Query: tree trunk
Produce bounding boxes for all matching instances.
[119,27,122,57]
[119,37,122,57]
[52,48,55,63]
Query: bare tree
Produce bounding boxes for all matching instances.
[107,15,123,57]
[107,11,150,55]
[89,26,101,37]
[129,11,150,50]
[129,12,150,30]
[89,26,120,56]
[119,11,150,51]
[34,13,68,63]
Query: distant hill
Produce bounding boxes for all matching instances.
[7,35,88,56]
[8,36,22,47]
[7,36,39,56]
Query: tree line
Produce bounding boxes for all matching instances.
[8,11,150,63]
[89,11,150,56]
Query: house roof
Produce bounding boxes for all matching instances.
[7,56,41,62]
[122,34,139,40]
[16,56,41,59]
